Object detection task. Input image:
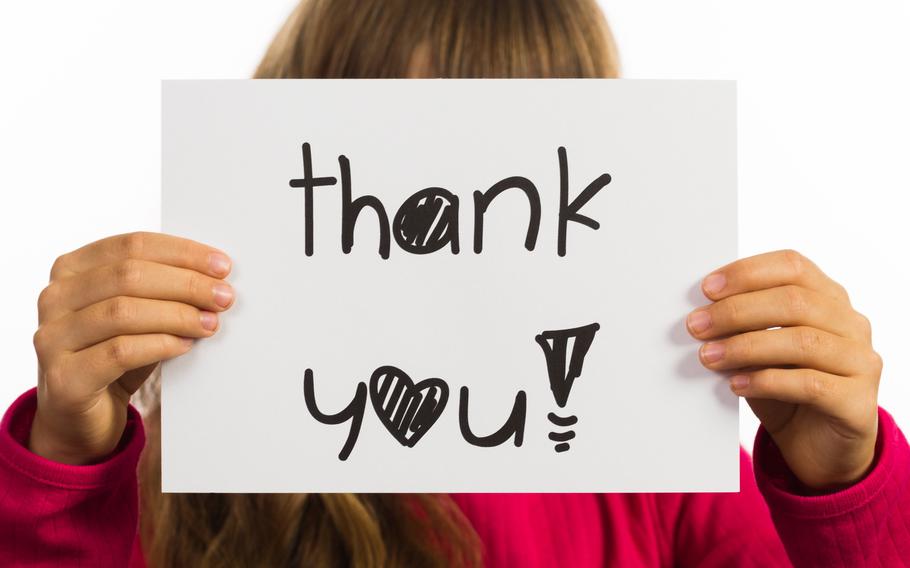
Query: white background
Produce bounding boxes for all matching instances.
[1,1,907,451]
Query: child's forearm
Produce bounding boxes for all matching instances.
[754,406,910,567]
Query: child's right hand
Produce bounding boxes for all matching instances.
[29,232,234,464]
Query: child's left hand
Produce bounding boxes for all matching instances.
[687,249,882,490]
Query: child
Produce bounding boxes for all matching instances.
[2,1,908,566]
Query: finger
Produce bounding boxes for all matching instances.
[701,249,848,303]
[57,334,194,395]
[698,326,872,377]
[687,285,861,341]
[50,259,235,316]
[44,297,218,352]
[51,232,231,280]
[727,368,845,416]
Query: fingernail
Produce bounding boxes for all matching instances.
[700,342,725,363]
[200,311,218,331]
[180,337,195,348]
[730,375,750,391]
[213,284,234,308]
[687,309,712,334]
[702,273,726,295]
[209,253,232,276]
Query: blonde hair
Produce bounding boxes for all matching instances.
[255,0,619,79]
[141,1,619,566]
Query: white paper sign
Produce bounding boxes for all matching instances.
[161,79,738,493]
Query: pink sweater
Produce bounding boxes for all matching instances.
[1,388,908,567]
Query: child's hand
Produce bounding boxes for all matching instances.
[688,250,882,490]
[30,232,234,464]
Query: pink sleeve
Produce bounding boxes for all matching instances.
[0,388,145,567]
[667,449,791,567]
[753,407,910,567]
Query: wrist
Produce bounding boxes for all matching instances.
[787,423,879,493]
[28,409,120,465]
[799,450,875,493]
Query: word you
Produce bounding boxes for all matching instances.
[304,323,600,460]
[289,143,612,258]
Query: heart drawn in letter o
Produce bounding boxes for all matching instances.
[369,365,449,447]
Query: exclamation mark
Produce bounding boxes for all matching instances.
[535,322,600,453]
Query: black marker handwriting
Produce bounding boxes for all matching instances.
[339,155,391,259]
[290,144,610,257]
[369,366,449,447]
[458,387,527,447]
[535,322,601,407]
[303,369,366,461]
[536,322,601,452]
[289,143,337,257]
[472,176,541,253]
[557,147,611,257]
[304,322,600,459]
[393,188,460,254]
